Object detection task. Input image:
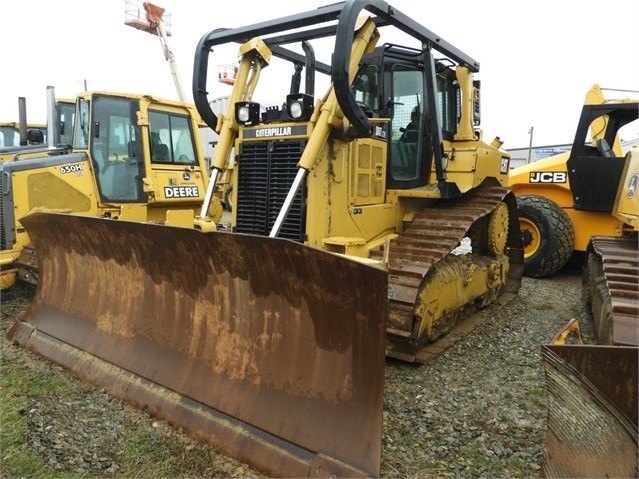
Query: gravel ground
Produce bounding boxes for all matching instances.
[1,264,591,478]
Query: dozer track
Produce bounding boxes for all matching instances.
[585,235,639,345]
[386,185,523,362]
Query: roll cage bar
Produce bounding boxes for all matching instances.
[192,0,479,136]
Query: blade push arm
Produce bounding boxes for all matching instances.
[198,39,271,219]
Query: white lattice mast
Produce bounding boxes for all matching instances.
[124,1,186,102]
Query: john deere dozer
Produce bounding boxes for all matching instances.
[8,1,523,477]
[0,89,217,289]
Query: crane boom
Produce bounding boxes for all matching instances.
[124,0,187,102]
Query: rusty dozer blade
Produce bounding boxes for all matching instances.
[8,211,387,478]
[541,342,638,478]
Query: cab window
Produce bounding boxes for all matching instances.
[389,65,424,182]
[90,96,145,202]
[352,64,379,113]
[148,111,197,165]
[73,99,90,149]
[0,126,19,147]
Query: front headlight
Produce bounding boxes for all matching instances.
[237,105,250,122]
[288,101,303,119]
[235,102,260,125]
[286,94,314,121]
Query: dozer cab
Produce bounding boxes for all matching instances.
[0,89,217,289]
[0,121,46,148]
[8,1,522,477]
[509,84,639,278]
[0,87,75,161]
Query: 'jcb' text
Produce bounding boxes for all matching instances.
[164,186,199,198]
[529,172,567,183]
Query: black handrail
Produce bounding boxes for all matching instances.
[192,0,479,135]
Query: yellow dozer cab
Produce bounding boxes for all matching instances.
[0,90,216,289]
[8,1,522,477]
[508,84,638,278]
[0,119,46,148]
[0,121,45,148]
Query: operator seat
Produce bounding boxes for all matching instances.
[596,138,615,158]
[154,143,169,162]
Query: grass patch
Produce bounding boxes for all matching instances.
[0,353,78,477]
[1,285,259,478]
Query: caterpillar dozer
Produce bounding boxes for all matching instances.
[0,89,218,289]
[508,84,638,278]
[8,1,523,477]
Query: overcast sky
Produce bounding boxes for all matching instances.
[1,0,637,148]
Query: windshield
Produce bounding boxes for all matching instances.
[73,99,90,149]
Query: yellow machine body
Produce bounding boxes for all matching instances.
[509,84,638,278]
[8,2,523,477]
[0,91,215,289]
[527,88,639,477]
[508,153,626,252]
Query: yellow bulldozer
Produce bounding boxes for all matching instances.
[509,85,639,477]
[540,146,638,477]
[7,1,523,477]
[0,89,219,289]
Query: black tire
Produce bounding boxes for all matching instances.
[517,195,574,278]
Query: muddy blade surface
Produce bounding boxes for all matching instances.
[541,344,638,478]
[11,212,387,478]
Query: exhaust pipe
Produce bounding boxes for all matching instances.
[46,86,58,151]
[18,97,27,146]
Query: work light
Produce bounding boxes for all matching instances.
[235,102,260,125]
[286,94,314,121]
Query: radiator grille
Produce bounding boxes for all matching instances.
[235,140,306,241]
